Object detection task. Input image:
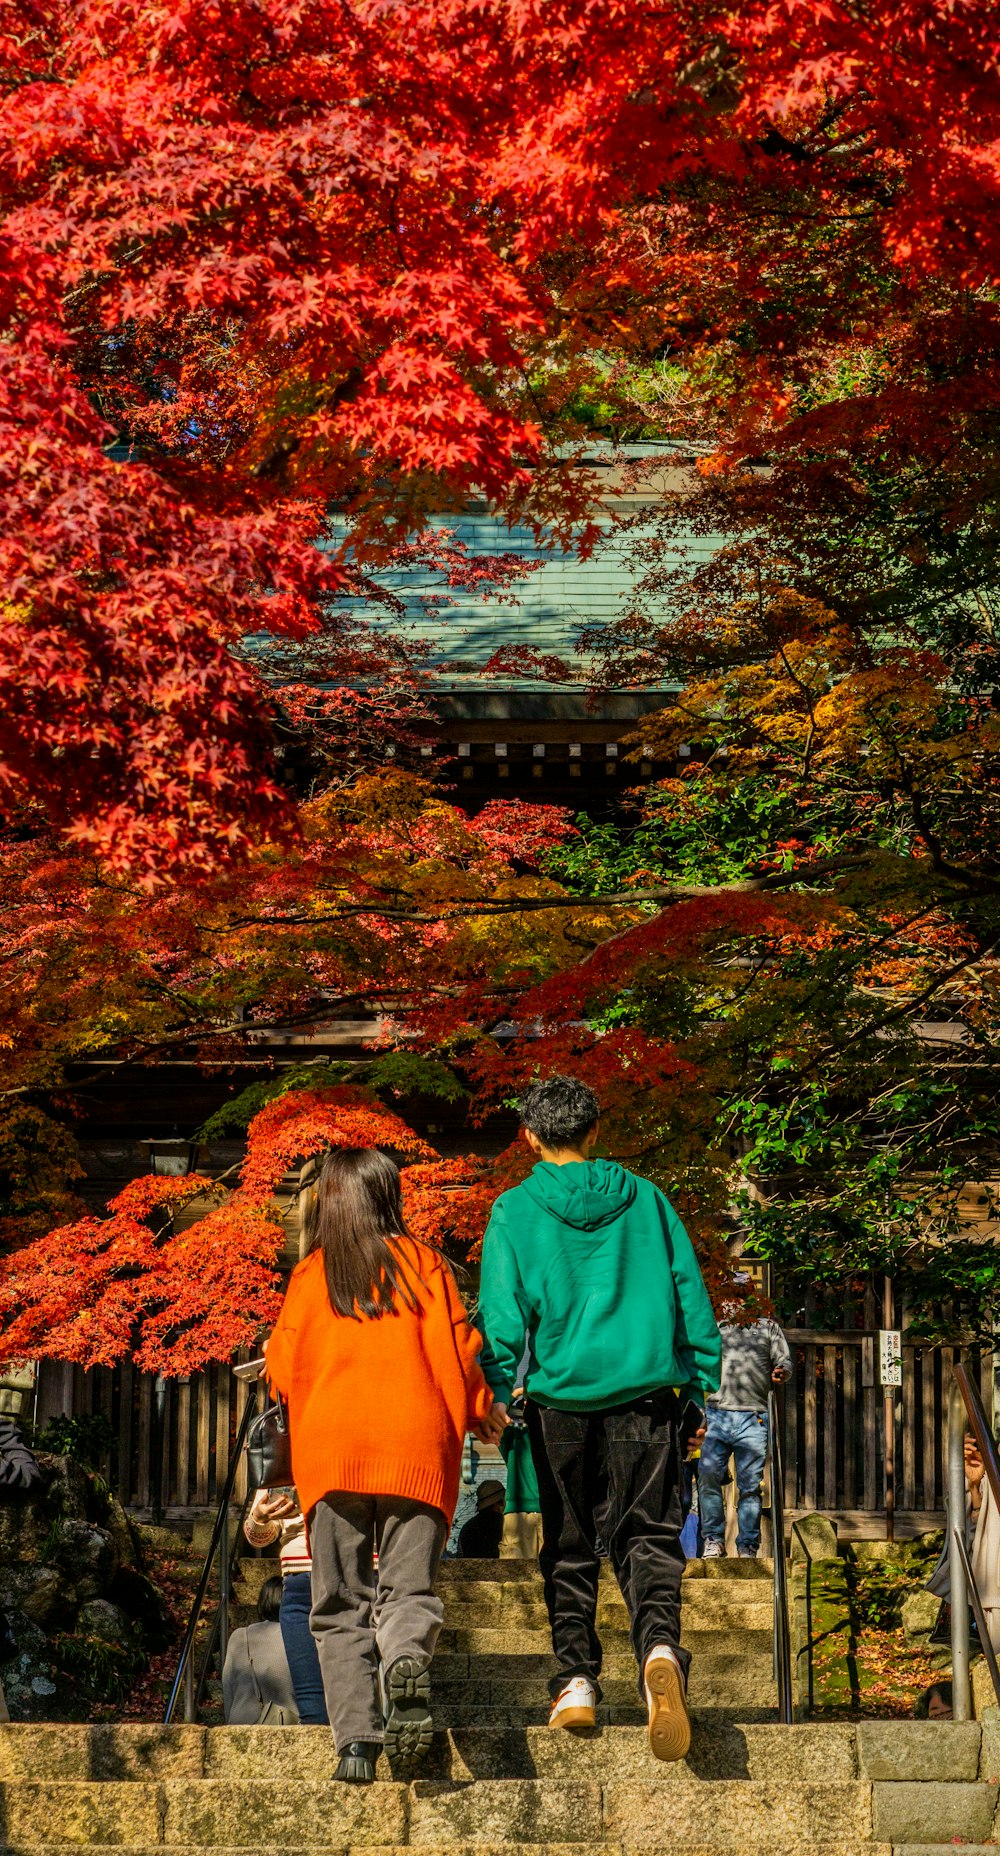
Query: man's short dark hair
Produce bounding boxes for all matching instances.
[519,1076,600,1149]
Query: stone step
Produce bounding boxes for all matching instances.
[429,1667,776,1715]
[0,1779,875,1847]
[436,1597,773,1630]
[0,1846,893,1856]
[232,1558,774,1588]
[234,1575,773,1620]
[226,1620,775,1676]
[870,1779,999,1847]
[434,1625,771,1656]
[426,1704,779,1728]
[229,1598,774,1638]
[6,1721,982,1785]
[234,1559,775,1588]
[0,1723,856,1785]
[438,1560,774,1582]
[428,1674,775,1709]
[427,1633,774,1682]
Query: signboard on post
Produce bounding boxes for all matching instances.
[733,1258,771,1301]
[879,1329,902,1387]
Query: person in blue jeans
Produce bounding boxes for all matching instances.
[244,1487,328,1723]
[699,1312,792,1558]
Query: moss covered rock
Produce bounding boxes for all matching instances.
[0,1455,165,1719]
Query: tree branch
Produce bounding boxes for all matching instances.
[224,852,874,928]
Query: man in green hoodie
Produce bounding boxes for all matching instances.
[477,1076,721,1761]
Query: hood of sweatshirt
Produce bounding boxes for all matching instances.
[519,1158,639,1229]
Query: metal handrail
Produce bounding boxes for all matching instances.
[185,1477,257,1721]
[952,1523,1000,1707]
[949,1364,1000,1720]
[164,1391,257,1724]
[768,1388,793,1723]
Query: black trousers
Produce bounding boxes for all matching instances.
[526,1389,693,1699]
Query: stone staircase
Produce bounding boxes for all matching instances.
[0,1554,993,1855]
[237,1555,779,1726]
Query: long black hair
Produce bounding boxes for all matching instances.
[308,1147,419,1320]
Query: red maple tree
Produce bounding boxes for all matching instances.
[3,1,998,869]
[3,2,999,1358]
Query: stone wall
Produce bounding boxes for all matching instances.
[0,1454,168,1720]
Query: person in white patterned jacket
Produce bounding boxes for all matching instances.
[244,1486,328,1723]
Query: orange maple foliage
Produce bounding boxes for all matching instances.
[0,1087,483,1374]
[239,1087,436,1207]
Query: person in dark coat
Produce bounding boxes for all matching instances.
[222,1576,300,1725]
[0,1417,42,1491]
[457,1480,505,1558]
[0,1414,42,1720]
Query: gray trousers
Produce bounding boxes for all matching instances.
[309,1493,446,1750]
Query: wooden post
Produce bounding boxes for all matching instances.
[137,1374,153,1512]
[803,1344,817,1509]
[234,1359,251,1507]
[119,1362,134,1506]
[948,1375,972,1719]
[161,1377,173,1512]
[842,1343,858,1509]
[862,1336,879,1513]
[921,1348,938,1512]
[34,1359,75,1429]
[98,1367,114,1484]
[215,1366,230,1506]
[822,1345,838,1509]
[784,1352,799,1512]
[151,1373,167,1523]
[883,1275,895,1543]
[177,1377,191,1509]
[902,1339,916,1513]
[195,1372,210,1505]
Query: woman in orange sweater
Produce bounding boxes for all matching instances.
[265,1146,499,1783]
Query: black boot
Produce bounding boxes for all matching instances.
[382,1653,433,1773]
[332,1740,380,1784]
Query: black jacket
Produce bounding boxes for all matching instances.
[458,1505,504,1559]
[0,1417,42,1491]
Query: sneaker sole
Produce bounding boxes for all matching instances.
[645,1657,691,1762]
[548,1705,597,1730]
[383,1656,433,1772]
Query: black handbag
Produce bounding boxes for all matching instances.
[246,1393,291,1490]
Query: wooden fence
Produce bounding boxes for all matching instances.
[780,1330,993,1526]
[44,1358,266,1513]
[44,1333,995,1524]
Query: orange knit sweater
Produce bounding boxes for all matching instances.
[264,1240,492,1525]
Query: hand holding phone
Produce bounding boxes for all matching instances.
[233,1358,266,1383]
[256,1489,297,1520]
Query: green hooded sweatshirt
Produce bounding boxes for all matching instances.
[477,1159,721,1412]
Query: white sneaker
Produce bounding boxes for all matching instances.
[703,1539,725,1558]
[548,1675,597,1730]
[643,1645,691,1762]
[737,1547,758,1559]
